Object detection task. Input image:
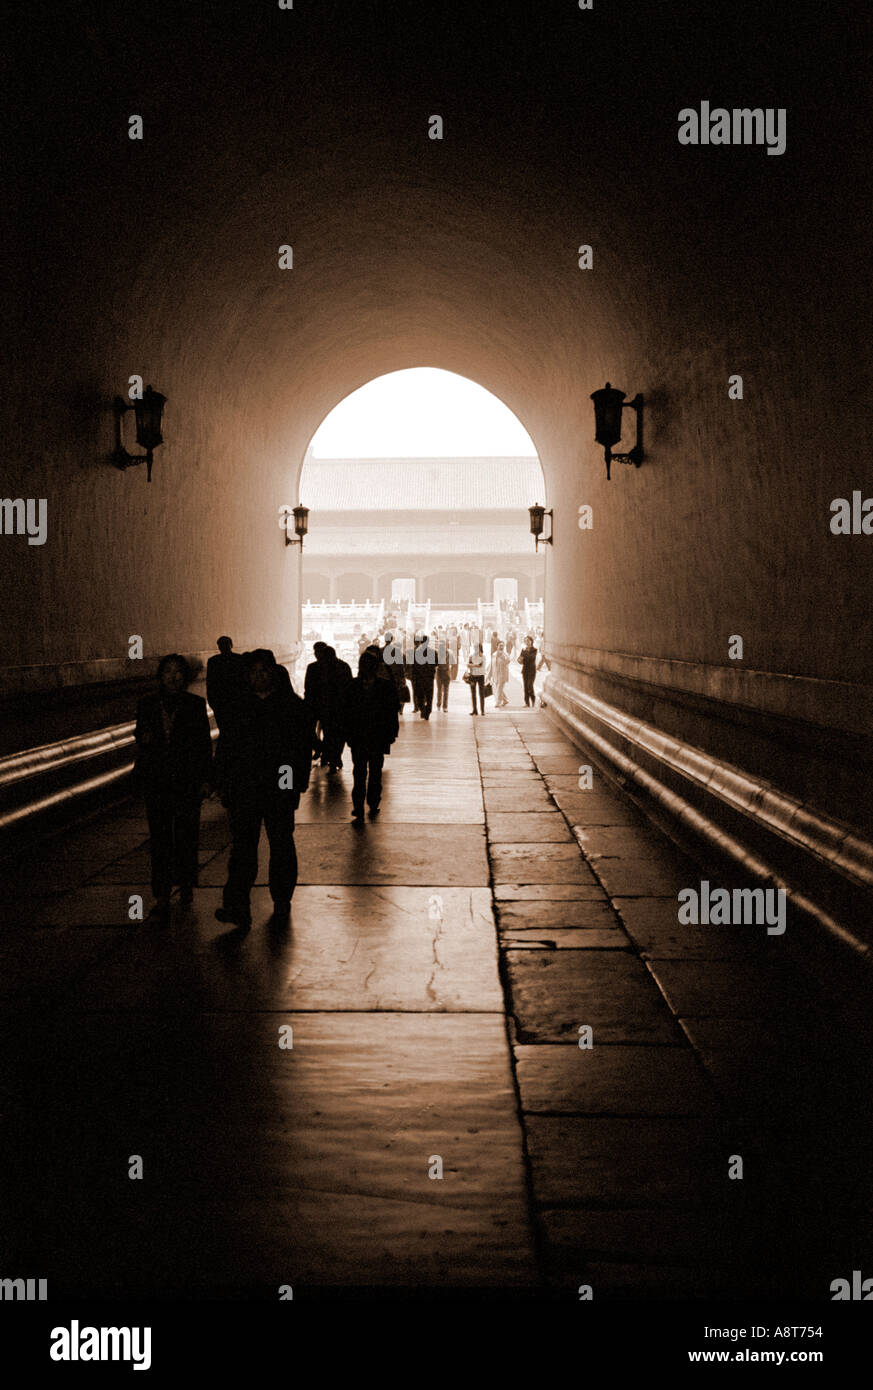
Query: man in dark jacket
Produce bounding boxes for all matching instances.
[135,654,213,918]
[345,645,400,822]
[206,635,245,797]
[206,636,245,726]
[216,649,315,926]
[410,631,437,720]
[434,631,452,711]
[304,641,352,771]
[380,630,410,713]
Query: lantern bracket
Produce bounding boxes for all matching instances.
[605,393,644,481]
[284,505,310,549]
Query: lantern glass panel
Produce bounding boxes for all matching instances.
[134,387,167,452]
[591,383,625,449]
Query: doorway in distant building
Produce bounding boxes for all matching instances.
[296,369,546,705]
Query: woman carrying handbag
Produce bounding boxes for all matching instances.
[465,641,488,716]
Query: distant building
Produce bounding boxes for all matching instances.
[299,454,546,606]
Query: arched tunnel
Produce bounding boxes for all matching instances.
[3,0,872,1329]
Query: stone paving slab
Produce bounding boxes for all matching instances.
[573,824,679,860]
[678,1013,828,1054]
[645,958,814,1020]
[514,1044,718,1116]
[694,1046,863,1127]
[482,787,555,813]
[529,756,586,774]
[541,773,594,793]
[522,741,578,754]
[479,772,544,788]
[550,791,648,825]
[485,813,573,843]
[504,950,682,1043]
[586,855,694,899]
[494,883,606,901]
[489,844,599,885]
[613,896,771,959]
[500,928,628,950]
[495,899,617,928]
[524,1116,721,1207]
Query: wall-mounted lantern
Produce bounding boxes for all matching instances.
[285,504,310,548]
[113,385,167,482]
[528,502,553,551]
[590,382,644,481]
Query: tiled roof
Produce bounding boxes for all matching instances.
[299,457,545,511]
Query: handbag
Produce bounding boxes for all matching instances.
[462,671,473,685]
[482,682,493,699]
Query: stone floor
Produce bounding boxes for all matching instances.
[0,696,871,1299]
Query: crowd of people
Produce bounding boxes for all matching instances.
[348,620,549,714]
[133,624,548,928]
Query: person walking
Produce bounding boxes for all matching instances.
[344,645,400,822]
[411,631,436,719]
[206,635,245,726]
[380,630,411,715]
[466,638,488,716]
[491,640,510,707]
[135,654,213,920]
[217,649,315,927]
[435,632,452,711]
[518,634,538,708]
[304,641,352,771]
[205,635,245,799]
[505,629,516,659]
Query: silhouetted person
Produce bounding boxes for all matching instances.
[135,654,212,920]
[411,632,436,719]
[381,630,410,713]
[206,635,245,797]
[345,645,400,822]
[217,648,315,927]
[304,641,352,770]
[206,636,245,727]
[518,634,538,707]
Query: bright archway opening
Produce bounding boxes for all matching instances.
[296,369,548,705]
